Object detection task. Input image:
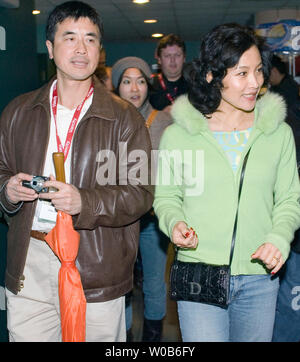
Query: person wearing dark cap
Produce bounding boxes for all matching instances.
[112,57,172,341]
[149,34,189,113]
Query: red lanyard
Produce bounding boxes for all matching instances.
[158,73,177,104]
[51,82,94,162]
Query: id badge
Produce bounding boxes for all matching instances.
[38,200,57,223]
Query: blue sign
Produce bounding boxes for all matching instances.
[256,20,300,52]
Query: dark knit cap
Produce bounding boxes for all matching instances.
[111,56,152,89]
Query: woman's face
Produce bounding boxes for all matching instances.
[219,45,264,113]
[119,68,148,108]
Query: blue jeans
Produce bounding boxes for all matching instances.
[126,216,169,328]
[272,250,300,342]
[178,274,279,342]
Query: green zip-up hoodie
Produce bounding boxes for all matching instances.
[154,92,300,275]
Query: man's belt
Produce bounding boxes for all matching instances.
[30,230,48,241]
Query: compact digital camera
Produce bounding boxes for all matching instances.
[22,176,50,193]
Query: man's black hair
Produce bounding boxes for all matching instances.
[46,1,103,44]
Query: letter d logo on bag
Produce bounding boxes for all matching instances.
[189,282,201,295]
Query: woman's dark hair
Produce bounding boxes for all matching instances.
[46,1,104,44]
[187,23,271,116]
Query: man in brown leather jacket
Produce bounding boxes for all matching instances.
[0,1,153,342]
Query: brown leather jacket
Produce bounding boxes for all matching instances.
[0,77,153,302]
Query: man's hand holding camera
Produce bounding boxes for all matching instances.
[6,173,38,204]
[6,173,82,215]
[41,175,82,215]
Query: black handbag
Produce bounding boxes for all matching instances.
[169,148,251,308]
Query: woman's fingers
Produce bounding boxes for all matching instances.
[251,242,283,274]
[172,222,198,249]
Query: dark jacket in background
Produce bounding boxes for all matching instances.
[271,74,300,253]
[270,74,299,111]
[149,73,189,110]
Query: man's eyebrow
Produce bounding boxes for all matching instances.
[62,31,76,36]
[61,31,99,38]
[86,32,98,38]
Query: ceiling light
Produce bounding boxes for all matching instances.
[144,19,157,23]
[32,9,40,15]
[132,0,150,4]
[152,33,163,38]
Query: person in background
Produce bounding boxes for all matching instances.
[95,64,113,91]
[269,55,300,160]
[112,56,172,341]
[269,55,300,114]
[94,47,113,91]
[150,34,188,113]
[102,66,113,91]
[272,226,300,342]
[271,55,300,342]
[153,23,300,342]
[0,1,153,342]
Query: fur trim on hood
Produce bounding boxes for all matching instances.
[170,91,287,135]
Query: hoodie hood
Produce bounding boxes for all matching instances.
[170,91,287,136]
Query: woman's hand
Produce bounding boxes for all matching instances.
[172,221,198,249]
[251,242,283,274]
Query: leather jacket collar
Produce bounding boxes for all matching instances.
[28,75,116,122]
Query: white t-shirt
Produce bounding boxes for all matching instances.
[32,80,93,232]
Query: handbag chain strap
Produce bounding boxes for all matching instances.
[228,147,251,266]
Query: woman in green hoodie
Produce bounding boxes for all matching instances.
[153,23,300,342]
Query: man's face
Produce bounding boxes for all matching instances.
[158,45,185,81]
[46,17,101,82]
